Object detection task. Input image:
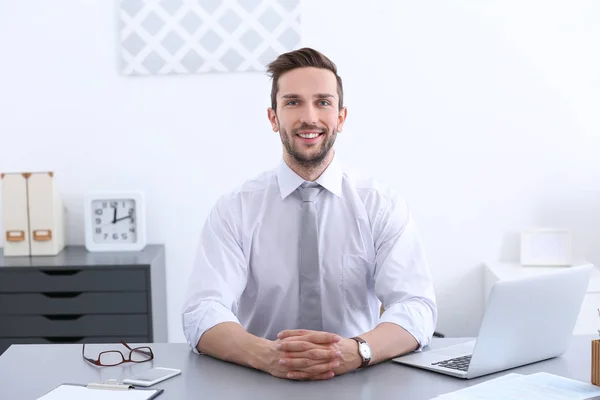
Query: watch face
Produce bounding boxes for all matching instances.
[91,199,137,244]
[359,343,371,359]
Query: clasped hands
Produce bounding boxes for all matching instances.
[264,329,362,381]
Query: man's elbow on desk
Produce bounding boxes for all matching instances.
[361,322,420,365]
[197,322,272,371]
[371,298,438,360]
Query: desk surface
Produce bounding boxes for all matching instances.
[0,245,165,268]
[0,336,596,400]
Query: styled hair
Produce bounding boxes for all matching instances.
[266,47,344,112]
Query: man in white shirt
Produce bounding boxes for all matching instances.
[182,47,437,381]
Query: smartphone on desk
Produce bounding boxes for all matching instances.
[123,367,182,387]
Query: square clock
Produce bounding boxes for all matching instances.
[84,191,146,252]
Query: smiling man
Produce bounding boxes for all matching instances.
[182,48,437,380]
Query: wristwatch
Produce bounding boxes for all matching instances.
[351,336,372,368]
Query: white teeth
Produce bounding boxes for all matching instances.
[299,133,320,139]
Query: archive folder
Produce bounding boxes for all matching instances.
[1,172,66,257]
[1,173,30,256]
[27,172,65,256]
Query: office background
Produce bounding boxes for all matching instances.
[0,0,599,343]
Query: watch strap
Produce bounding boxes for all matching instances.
[351,336,371,368]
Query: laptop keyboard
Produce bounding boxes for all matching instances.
[432,355,472,371]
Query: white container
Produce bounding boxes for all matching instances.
[1,173,31,256]
[27,172,65,256]
[520,228,572,266]
[1,172,66,257]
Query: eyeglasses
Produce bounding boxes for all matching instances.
[82,340,154,366]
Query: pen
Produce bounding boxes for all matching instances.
[87,379,132,391]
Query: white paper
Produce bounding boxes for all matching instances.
[432,373,524,399]
[37,384,158,400]
[433,372,600,400]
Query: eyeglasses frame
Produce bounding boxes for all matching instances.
[82,340,154,366]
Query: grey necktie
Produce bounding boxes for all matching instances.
[298,183,323,331]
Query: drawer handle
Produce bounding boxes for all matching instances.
[43,315,84,321]
[33,229,52,241]
[44,337,85,343]
[6,230,25,242]
[41,270,81,276]
[41,292,82,299]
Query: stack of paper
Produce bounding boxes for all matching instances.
[37,384,159,400]
[432,372,600,400]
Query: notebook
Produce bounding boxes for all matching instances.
[36,383,162,400]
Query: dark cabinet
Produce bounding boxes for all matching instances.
[0,245,166,355]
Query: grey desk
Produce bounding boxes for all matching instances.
[0,336,596,400]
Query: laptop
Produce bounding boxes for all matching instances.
[392,264,593,379]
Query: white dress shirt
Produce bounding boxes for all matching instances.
[182,155,437,352]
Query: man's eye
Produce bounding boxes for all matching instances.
[286,100,299,106]
[319,100,330,106]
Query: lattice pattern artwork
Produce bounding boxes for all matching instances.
[120,0,301,75]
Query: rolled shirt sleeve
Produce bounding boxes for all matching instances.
[373,193,438,350]
[181,194,248,353]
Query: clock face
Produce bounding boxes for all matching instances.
[359,343,371,359]
[91,199,137,244]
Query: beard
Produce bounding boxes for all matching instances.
[279,122,337,169]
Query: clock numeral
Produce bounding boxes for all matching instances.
[93,199,139,244]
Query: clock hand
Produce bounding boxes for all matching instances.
[114,215,132,223]
[112,207,117,224]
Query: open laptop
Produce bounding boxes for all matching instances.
[392,264,593,379]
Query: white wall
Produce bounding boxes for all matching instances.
[1,0,599,341]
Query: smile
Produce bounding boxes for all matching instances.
[297,132,323,139]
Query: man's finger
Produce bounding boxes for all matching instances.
[305,359,340,375]
[302,332,341,344]
[280,357,324,369]
[277,340,313,352]
[283,348,341,360]
[287,371,335,381]
[293,359,339,376]
[277,329,313,339]
[309,371,335,381]
[279,332,340,345]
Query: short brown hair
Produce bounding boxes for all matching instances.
[266,47,344,112]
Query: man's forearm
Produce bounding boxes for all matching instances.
[360,322,419,365]
[197,322,272,371]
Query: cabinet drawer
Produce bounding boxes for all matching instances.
[0,292,148,315]
[0,269,147,293]
[0,315,148,337]
[0,336,149,356]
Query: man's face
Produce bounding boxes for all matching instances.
[268,67,347,169]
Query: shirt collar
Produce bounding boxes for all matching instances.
[277,154,343,200]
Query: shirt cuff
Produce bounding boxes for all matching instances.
[378,299,436,351]
[182,300,241,354]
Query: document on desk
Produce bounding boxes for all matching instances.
[37,384,160,400]
[433,372,600,400]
